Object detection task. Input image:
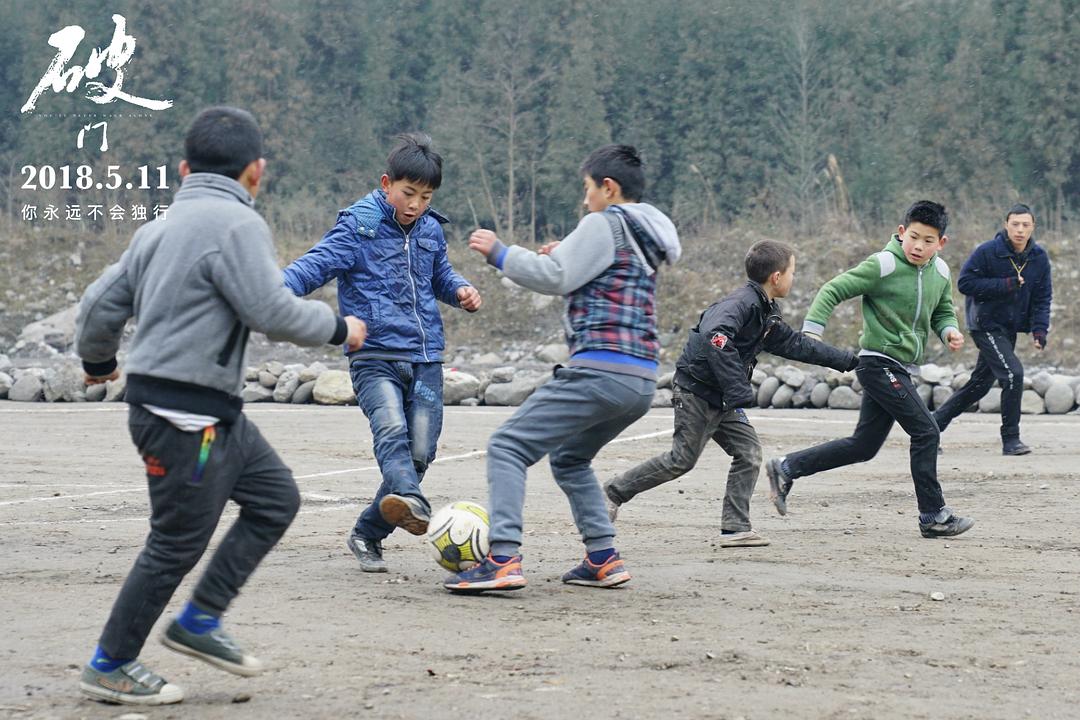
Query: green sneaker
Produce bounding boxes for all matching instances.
[79,659,183,705]
[162,620,264,677]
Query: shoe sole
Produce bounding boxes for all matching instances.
[718,537,770,548]
[79,681,183,706]
[1003,448,1032,456]
[379,496,430,535]
[161,635,263,677]
[563,570,632,588]
[346,536,388,573]
[766,460,788,516]
[444,578,527,594]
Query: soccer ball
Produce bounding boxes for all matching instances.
[426,501,490,571]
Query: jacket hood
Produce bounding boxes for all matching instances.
[611,203,681,266]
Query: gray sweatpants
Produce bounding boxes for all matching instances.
[98,406,300,659]
[487,366,655,557]
[605,383,762,532]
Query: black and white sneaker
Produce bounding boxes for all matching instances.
[919,514,975,538]
[766,457,793,516]
[347,533,388,573]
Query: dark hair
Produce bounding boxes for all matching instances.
[387,132,442,189]
[580,144,645,202]
[745,240,795,284]
[1006,203,1035,222]
[184,106,263,179]
[903,200,948,235]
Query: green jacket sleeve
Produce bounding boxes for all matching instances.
[930,276,960,343]
[801,256,881,335]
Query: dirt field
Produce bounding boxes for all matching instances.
[1,403,1078,720]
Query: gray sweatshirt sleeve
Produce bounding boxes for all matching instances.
[497,212,615,295]
[213,217,341,346]
[75,247,137,373]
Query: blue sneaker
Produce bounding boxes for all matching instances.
[561,552,631,588]
[444,555,526,594]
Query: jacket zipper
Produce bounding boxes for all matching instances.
[396,220,429,361]
[913,265,924,360]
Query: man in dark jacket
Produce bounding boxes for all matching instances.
[934,204,1053,455]
[603,240,857,547]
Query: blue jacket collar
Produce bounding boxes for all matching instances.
[993,229,1041,259]
[348,190,449,238]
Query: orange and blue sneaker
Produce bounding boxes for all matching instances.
[443,554,527,594]
[561,551,631,588]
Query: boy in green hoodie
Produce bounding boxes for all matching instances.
[765,200,975,538]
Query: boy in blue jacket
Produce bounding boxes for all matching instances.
[284,133,481,572]
[934,204,1052,455]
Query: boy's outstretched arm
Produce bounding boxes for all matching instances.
[802,256,881,338]
[930,278,964,351]
[76,246,136,384]
[430,229,481,311]
[764,322,858,372]
[956,249,1016,300]
[468,214,614,296]
[282,212,359,296]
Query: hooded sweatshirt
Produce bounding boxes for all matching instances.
[486,203,680,379]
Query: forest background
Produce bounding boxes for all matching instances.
[1,0,1077,367]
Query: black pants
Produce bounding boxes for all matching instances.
[934,331,1022,442]
[98,406,300,659]
[783,356,945,514]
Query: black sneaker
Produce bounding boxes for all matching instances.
[919,514,975,538]
[1002,439,1032,456]
[346,533,388,573]
[379,494,431,535]
[766,458,793,516]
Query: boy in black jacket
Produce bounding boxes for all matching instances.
[604,240,857,546]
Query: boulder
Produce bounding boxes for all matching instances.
[0,354,11,374]
[916,383,932,407]
[825,368,854,387]
[8,374,43,402]
[44,364,85,402]
[258,370,278,389]
[932,385,953,410]
[775,365,806,388]
[657,372,675,390]
[757,377,780,408]
[1043,381,1076,414]
[651,388,674,408]
[827,386,861,410]
[299,362,328,384]
[104,375,127,402]
[313,370,355,405]
[472,352,503,365]
[0,371,12,399]
[490,366,517,383]
[244,366,259,382]
[810,382,831,408]
[273,370,300,403]
[751,368,767,386]
[484,374,545,406]
[291,380,316,405]
[85,382,107,402]
[535,344,569,364]
[791,377,818,408]
[241,383,274,403]
[919,363,952,385]
[978,387,1002,413]
[1020,389,1044,415]
[851,377,863,393]
[771,384,795,409]
[17,305,78,350]
[951,371,971,390]
[1030,371,1054,397]
[443,370,481,405]
[263,361,285,377]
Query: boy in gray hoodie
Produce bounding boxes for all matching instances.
[445,144,680,593]
[75,107,365,706]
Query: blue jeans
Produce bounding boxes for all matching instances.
[350,360,443,541]
[486,366,655,557]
